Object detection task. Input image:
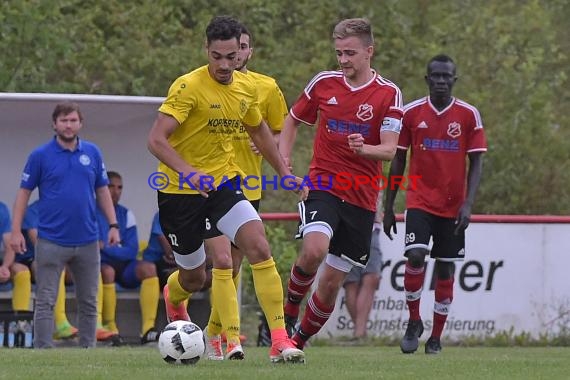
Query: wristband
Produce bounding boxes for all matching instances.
[109,223,120,230]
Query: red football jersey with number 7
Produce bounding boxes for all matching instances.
[291,70,403,211]
[398,96,487,218]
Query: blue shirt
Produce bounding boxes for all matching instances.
[97,204,138,264]
[0,202,10,254]
[142,212,165,262]
[0,202,10,235]
[20,137,109,246]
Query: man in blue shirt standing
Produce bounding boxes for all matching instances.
[10,102,120,348]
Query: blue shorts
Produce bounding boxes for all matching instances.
[101,260,140,289]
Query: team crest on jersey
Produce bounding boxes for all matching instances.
[447,122,462,138]
[356,103,374,121]
[79,154,91,166]
[240,99,247,113]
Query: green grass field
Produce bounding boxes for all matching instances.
[0,346,569,380]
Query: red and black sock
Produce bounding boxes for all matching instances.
[404,261,425,321]
[432,277,454,338]
[292,292,333,349]
[284,265,315,318]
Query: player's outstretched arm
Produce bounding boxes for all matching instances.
[383,149,407,240]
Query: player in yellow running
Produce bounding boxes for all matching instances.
[147,16,305,364]
[203,23,289,360]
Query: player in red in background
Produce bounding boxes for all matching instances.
[383,54,487,354]
[279,18,403,349]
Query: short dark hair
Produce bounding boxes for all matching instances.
[107,171,122,181]
[427,54,456,73]
[205,16,241,46]
[240,23,253,47]
[52,102,83,122]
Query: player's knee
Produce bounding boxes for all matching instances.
[406,248,427,268]
[316,280,341,306]
[135,261,157,280]
[435,261,455,280]
[10,263,28,276]
[241,236,271,264]
[367,275,381,290]
[212,250,232,269]
[299,246,327,273]
[100,265,115,283]
[178,269,206,293]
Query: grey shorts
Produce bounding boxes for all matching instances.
[344,228,382,284]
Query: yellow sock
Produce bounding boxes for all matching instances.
[166,270,191,306]
[54,271,69,326]
[211,270,242,337]
[102,283,117,332]
[12,270,31,311]
[97,274,103,327]
[140,277,159,335]
[251,258,285,331]
[207,289,222,336]
[208,269,240,341]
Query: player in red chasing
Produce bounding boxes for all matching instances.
[279,18,403,349]
[383,54,487,354]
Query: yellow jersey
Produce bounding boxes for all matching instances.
[233,71,288,200]
[158,65,263,194]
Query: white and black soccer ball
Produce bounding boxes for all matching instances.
[158,320,205,365]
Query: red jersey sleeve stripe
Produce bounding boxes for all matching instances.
[403,97,428,113]
[456,99,484,128]
[289,108,314,126]
[375,76,403,110]
[304,70,343,97]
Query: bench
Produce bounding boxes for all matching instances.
[0,286,211,344]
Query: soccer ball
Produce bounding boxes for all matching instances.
[158,320,205,365]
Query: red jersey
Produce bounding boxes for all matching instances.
[398,96,487,217]
[291,70,403,211]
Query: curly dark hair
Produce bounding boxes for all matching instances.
[205,15,241,46]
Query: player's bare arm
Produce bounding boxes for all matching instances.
[245,120,307,199]
[348,130,399,161]
[277,114,301,170]
[147,112,214,196]
[244,120,290,178]
[383,149,408,240]
[455,152,484,234]
[249,131,280,155]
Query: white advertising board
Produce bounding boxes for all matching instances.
[315,222,570,339]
